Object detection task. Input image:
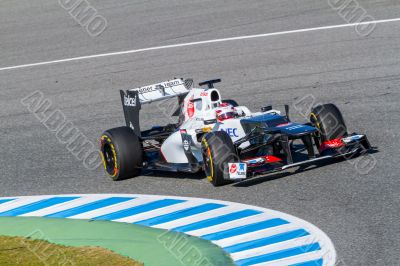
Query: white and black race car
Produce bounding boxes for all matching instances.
[100,78,371,186]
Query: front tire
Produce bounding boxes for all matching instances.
[201,131,237,186]
[100,127,143,181]
[310,103,348,143]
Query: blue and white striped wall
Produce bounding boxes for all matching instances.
[0,194,336,266]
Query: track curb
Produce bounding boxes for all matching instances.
[0,194,336,265]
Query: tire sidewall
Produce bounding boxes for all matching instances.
[100,127,143,181]
[100,133,120,179]
[310,104,347,142]
[202,131,237,186]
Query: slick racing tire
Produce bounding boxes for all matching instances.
[201,131,237,187]
[310,103,348,143]
[100,127,143,181]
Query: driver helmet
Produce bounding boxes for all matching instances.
[215,103,238,122]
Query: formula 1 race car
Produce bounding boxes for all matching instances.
[100,78,371,186]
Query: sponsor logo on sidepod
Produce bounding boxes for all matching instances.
[221,128,239,137]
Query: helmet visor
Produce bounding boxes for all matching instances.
[217,112,236,121]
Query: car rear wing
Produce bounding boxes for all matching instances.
[120,78,193,137]
[120,89,142,136]
[128,78,192,104]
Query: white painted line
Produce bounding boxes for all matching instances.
[70,197,153,219]
[252,250,324,266]
[0,196,51,213]
[114,200,201,223]
[214,223,300,248]
[20,196,99,217]
[187,213,275,237]
[230,235,315,261]
[1,17,400,72]
[153,205,239,230]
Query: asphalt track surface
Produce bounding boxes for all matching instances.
[0,0,399,265]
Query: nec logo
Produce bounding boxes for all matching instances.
[124,95,136,107]
[221,128,239,137]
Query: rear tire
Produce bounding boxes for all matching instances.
[309,103,348,142]
[201,131,237,186]
[100,127,143,181]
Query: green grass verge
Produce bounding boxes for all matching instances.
[0,236,143,266]
[0,217,235,266]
